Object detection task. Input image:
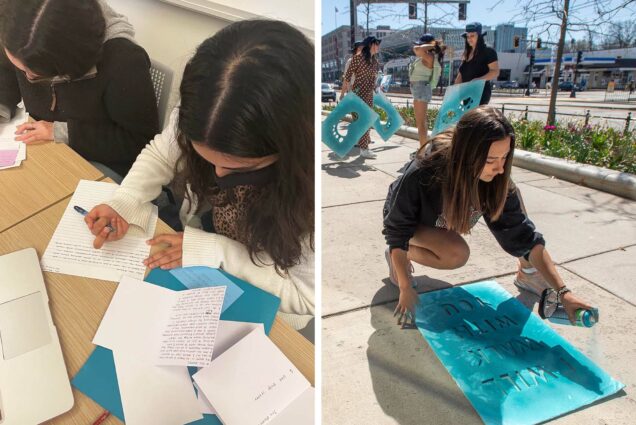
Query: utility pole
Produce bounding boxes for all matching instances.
[526,35,534,97]
[547,0,569,127]
[350,0,356,53]
[570,50,582,98]
[424,0,428,33]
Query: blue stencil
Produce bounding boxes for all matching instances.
[72,267,280,424]
[432,80,485,135]
[321,92,378,157]
[415,281,624,425]
[372,92,404,141]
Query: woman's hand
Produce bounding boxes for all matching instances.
[15,120,54,144]
[394,285,419,328]
[85,204,129,249]
[144,233,184,270]
[561,291,594,324]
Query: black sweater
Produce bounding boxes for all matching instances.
[382,158,545,257]
[0,38,159,176]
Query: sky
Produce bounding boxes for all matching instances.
[321,0,636,44]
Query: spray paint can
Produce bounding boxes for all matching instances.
[538,288,599,327]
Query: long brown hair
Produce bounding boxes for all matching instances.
[175,20,314,274]
[462,33,487,62]
[417,106,515,234]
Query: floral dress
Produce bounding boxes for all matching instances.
[343,54,379,149]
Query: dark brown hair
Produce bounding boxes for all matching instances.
[417,106,515,234]
[462,32,487,62]
[175,20,314,274]
[0,0,105,79]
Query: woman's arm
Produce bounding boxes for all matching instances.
[106,108,180,231]
[477,60,499,82]
[527,244,593,322]
[454,72,463,84]
[413,44,435,58]
[182,227,315,316]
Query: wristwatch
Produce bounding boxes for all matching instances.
[556,286,571,304]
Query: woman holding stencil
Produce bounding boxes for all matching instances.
[382,106,592,324]
[455,22,499,105]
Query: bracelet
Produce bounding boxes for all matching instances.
[556,286,571,304]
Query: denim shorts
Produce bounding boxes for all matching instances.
[410,80,432,102]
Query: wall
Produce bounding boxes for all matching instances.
[106,0,229,125]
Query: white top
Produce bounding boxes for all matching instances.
[106,108,315,328]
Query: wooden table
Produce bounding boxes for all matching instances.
[0,146,314,425]
[0,142,103,232]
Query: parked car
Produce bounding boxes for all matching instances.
[321,83,336,102]
[499,80,519,89]
[333,80,342,89]
[558,81,582,91]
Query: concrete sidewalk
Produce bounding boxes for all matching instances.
[321,127,636,424]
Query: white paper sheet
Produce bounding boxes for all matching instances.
[0,107,25,139]
[113,350,202,425]
[194,381,217,415]
[269,387,315,425]
[94,276,225,367]
[0,140,26,170]
[41,180,157,282]
[193,327,311,425]
[156,286,225,367]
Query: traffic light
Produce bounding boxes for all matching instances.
[459,3,467,21]
[513,36,520,48]
[536,38,542,49]
[576,50,583,64]
[409,2,417,19]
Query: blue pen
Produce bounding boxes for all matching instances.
[74,205,116,233]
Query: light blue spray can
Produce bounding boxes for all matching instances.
[539,288,599,327]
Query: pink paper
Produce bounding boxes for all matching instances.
[0,149,19,166]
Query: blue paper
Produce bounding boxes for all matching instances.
[72,267,280,424]
[169,267,244,313]
[432,80,485,135]
[415,281,624,425]
[372,92,404,141]
[321,92,378,157]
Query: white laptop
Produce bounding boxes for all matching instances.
[0,248,73,424]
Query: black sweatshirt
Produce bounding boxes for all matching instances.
[0,38,159,176]
[382,158,545,257]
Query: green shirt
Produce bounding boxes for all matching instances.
[409,56,441,87]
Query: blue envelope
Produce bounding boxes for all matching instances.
[72,268,280,424]
[432,80,485,135]
[415,281,624,425]
[372,92,404,141]
[322,92,378,157]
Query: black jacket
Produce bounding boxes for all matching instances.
[0,38,159,176]
[382,158,545,257]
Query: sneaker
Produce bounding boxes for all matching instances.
[360,148,377,159]
[513,266,551,296]
[385,248,417,288]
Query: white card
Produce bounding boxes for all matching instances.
[193,327,310,425]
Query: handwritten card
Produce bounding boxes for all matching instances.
[94,276,225,368]
[41,180,158,282]
[156,287,225,366]
[169,266,244,313]
[193,327,311,425]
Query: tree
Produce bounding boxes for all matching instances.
[603,20,636,48]
[490,0,636,125]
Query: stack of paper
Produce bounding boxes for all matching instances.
[193,327,314,425]
[41,180,158,282]
[0,140,26,170]
[94,276,227,425]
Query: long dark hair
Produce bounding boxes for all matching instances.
[0,0,105,79]
[175,20,314,274]
[418,106,515,234]
[362,40,380,63]
[462,33,487,62]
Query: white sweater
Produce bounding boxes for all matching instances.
[107,108,315,327]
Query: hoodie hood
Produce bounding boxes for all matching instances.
[99,0,136,43]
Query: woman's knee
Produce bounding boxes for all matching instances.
[445,238,470,268]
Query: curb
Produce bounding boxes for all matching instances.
[321,110,636,200]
